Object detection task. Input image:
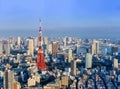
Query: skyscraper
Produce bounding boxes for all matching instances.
[43,37,48,53]
[113,58,118,69]
[33,37,38,48]
[28,39,34,56]
[76,44,80,55]
[71,60,77,76]
[47,44,52,54]
[92,41,99,55]
[52,42,58,56]
[17,36,21,46]
[111,46,118,54]
[10,37,16,46]
[85,53,92,68]
[63,37,67,46]
[4,70,14,89]
[4,41,10,56]
[43,37,48,45]
[67,37,72,44]
[0,41,3,55]
[68,48,73,62]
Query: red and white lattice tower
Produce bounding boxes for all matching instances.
[36,20,47,71]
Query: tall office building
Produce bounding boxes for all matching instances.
[71,60,77,76]
[52,42,58,56]
[0,41,3,55]
[4,70,14,89]
[43,37,48,53]
[86,48,91,53]
[68,48,73,62]
[76,44,80,55]
[104,48,107,55]
[111,46,118,54]
[43,37,48,45]
[85,53,92,68]
[113,58,118,69]
[17,54,21,60]
[47,44,52,54]
[33,37,38,48]
[10,37,16,46]
[28,39,34,56]
[63,37,67,46]
[92,41,99,55]
[17,36,21,46]
[68,37,72,44]
[4,41,10,56]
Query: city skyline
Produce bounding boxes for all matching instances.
[1,1,120,88]
[0,0,120,32]
[0,31,120,89]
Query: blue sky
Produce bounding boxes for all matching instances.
[0,0,120,31]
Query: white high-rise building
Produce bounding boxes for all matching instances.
[43,37,48,45]
[63,37,67,46]
[68,37,72,44]
[4,70,14,89]
[0,41,3,55]
[47,44,52,54]
[10,37,16,46]
[43,37,48,53]
[68,48,73,62]
[92,40,99,55]
[85,53,92,68]
[113,58,118,69]
[17,36,21,46]
[17,54,21,60]
[33,37,38,48]
[28,39,34,56]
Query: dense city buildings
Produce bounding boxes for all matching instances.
[1,0,120,88]
[0,24,120,89]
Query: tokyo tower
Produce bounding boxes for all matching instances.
[36,20,47,71]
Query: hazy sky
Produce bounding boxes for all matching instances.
[0,0,120,31]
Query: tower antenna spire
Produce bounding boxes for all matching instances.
[36,19,47,71]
